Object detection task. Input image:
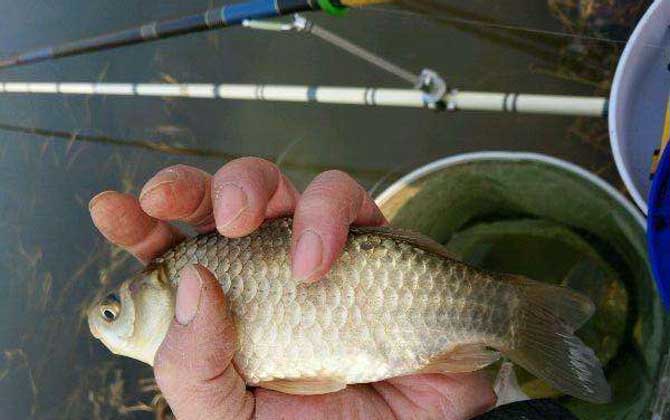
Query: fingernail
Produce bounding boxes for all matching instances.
[215,183,248,232]
[176,265,202,325]
[292,230,324,282]
[139,169,179,204]
[88,191,116,212]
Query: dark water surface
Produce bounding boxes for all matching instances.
[0,0,645,418]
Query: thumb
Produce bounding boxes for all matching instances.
[153,264,254,420]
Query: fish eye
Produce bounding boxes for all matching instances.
[99,293,121,322]
[102,308,117,321]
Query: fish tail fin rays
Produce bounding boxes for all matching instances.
[499,274,596,332]
[501,275,611,404]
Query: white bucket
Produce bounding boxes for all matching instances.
[609,0,670,215]
[373,151,666,419]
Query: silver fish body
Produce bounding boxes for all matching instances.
[89,218,611,402]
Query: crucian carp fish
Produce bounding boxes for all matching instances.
[88,218,611,403]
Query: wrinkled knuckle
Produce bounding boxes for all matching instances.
[315,169,355,185]
[216,159,248,178]
[214,164,235,181]
[311,170,363,197]
[238,156,272,166]
[227,156,276,173]
[151,165,186,183]
[167,163,191,173]
[302,191,362,225]
[304,178,348,200]
[299,194,346,220]
[217,158,280,190]
[302,181,333,199]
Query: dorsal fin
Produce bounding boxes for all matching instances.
[351,225,459,261]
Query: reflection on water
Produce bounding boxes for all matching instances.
[0,0,651,418]
[0,121,393,179]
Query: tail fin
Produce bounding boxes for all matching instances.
[500,275,612,404]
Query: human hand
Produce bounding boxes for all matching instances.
[89,157,496,419]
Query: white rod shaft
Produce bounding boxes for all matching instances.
[448,91,607,116]
[0,82,426,108]
[0,82,607,116]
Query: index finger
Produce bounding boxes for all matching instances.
[89,191,185,264]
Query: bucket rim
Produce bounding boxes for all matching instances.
[374,151,646,230]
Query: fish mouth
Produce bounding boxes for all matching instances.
[86,286,111,340]
[86,297,107,340]
[87,311,102,339]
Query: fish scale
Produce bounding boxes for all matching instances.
[90,217,610,402]
[153,218,512,385]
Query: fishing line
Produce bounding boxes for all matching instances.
[244,15,420,85]
[360,5,662,49]
[307,22,419,84]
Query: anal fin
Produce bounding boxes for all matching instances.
[420,344,501,374]
[258,378,347,395]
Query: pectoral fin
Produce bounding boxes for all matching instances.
[420,344,501,373]
[258,378,347,395]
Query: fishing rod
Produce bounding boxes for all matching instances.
[0,11,607,117]
[0,81,607,116]
[0,0,386,70]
